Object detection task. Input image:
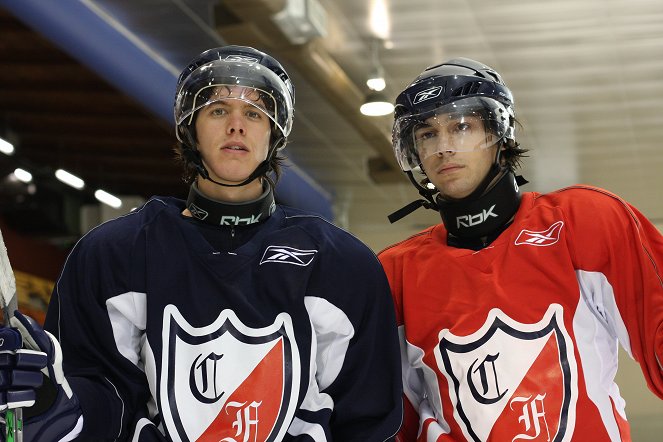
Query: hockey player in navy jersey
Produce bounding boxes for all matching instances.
[0,45,403,441]
[379,58,663,441]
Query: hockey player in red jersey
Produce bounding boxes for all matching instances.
[0,46,403,441]
[379,57,663,441]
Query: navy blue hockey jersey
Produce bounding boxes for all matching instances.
[44,197,402,441]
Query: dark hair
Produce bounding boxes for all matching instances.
[501,118,529,171]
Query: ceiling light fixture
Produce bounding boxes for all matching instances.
[95,189,122,208]
[361,38,394,116]
[366,64,386,92]
[360,91,394,116]
[0,137,15,155]
[369,0,390,41]
[13,168,33,183]
[55,168,85,189]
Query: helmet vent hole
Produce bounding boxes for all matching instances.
[453,81,482,97]
[486,72,501,83]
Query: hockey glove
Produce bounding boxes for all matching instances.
[0,324,46,411]
[1,311,83,442]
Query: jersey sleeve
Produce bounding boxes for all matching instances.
[304,230,403,442]
[379,237,426,442]
[564,187,663,398]
[44,219,149,440]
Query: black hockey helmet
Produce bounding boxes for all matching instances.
[174,45,295,153]
[173,45,296,187]
[392,57,515,172]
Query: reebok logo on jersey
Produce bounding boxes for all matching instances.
[515,221,564,247]
[456,205,498,228]
[260,246,317,266]
[413,86,443,104]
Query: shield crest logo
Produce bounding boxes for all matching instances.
[434,304,578,441]
[160,306,300,442]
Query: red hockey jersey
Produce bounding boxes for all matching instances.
[379,186,663,441]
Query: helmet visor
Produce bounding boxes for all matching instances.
[393,97,511,171]
[175,59,294,142]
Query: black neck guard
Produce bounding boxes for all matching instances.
[437,170,522,239]
[186,181,276,226]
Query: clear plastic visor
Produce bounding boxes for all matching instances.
[393,97,510,171]
[174,60,293,141]
[182,84,273,122]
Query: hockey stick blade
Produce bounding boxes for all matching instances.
[0,228,22,442]
[0,229,18,324]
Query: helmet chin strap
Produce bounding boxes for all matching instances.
[183,136,284,188]
[387,143,528,233]
[196,158,270,188]
[387,146,503,224]
[181,135,282,227]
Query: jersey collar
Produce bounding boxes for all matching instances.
[437,170,522,240]
[186,181,276,227]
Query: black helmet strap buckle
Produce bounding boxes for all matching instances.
[387,171,437,223]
